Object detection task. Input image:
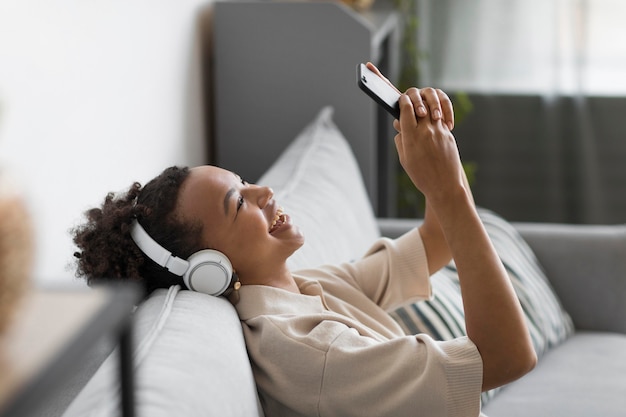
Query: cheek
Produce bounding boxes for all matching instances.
[209,214,272,263]
[217,224,265,259]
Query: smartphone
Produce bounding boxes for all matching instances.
[357,63,401,119]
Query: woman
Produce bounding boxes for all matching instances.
[72,64,536,416]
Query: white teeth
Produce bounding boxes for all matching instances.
[270,207,284,231]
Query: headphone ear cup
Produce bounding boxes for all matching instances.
[183,249,234,296]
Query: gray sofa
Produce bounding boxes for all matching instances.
[61,107,626,417]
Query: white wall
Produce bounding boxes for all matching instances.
[0,0,214,287]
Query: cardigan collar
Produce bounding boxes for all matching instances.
[234,275,328,321]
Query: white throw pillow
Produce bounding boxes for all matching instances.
[258,106,380,271]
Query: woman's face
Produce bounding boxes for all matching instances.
[175,165,304,283]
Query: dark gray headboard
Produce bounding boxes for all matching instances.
[212,0,400,215]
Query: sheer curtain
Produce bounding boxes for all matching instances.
[413,0,626,223]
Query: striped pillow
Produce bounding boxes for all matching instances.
[390,208,574,403]
[479,208,574,351]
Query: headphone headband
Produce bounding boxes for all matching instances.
[129,219,238,296]
[130,220,189,276]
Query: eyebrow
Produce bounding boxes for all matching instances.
[224,187,235,217]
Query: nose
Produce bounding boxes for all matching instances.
[251,185,273,208]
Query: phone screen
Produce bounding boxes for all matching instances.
[357,63,401,119]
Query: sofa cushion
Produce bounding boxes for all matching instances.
[258,106,380,271]
[389,208,575,404]
[482,331,626,417]
[62,286,264,417]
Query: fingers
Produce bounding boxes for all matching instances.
[406,88,428,118]
[393,118,401,133]
[398,94,417,133]
[437,89,455,131]
[404,87,455,131]
[366,61,454,130]
[394,132,403,160]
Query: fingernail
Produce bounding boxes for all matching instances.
[447,121,454,130]
[418,106,427,116]
[434,109,442,119]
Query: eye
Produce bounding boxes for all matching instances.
[235,176,248,213]
[237,194,244,211]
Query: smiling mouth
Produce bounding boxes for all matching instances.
[269,207,286,234]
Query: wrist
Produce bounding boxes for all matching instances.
[426,182,472,214]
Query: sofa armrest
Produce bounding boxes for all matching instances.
[513,222,626,334]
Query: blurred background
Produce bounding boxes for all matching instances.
[0,0,212,288]
[407,0,626,225]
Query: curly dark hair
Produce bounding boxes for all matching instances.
[71,166,203,295]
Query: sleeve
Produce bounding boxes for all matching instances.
[322,227,432,311]
[319,330,484,417]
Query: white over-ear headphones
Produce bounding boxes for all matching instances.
[129,220,239,296]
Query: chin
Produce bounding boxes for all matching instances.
[287,236,305,256]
